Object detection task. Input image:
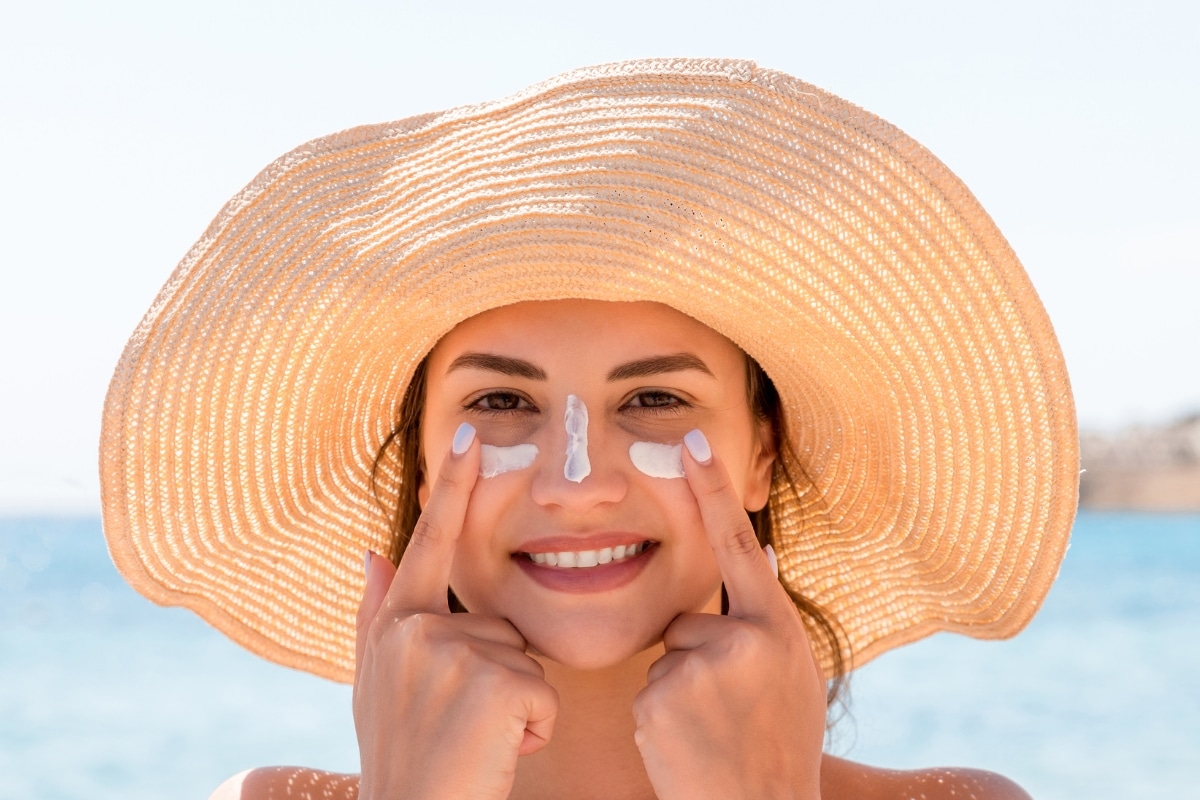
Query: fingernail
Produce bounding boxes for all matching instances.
[683,429,712,464]
[452,422,476,456]
[363,549,373,578]
[764,543,779,578]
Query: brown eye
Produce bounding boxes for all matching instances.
[470,392,532,413]
[487,393,519,410]
[628,391,683,409]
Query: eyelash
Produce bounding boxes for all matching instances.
[623,390,689,416]
[464,390,690,418]
[465,392,535,416]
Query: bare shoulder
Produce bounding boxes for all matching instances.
[209,767,360,800]
[821,754,1032,800]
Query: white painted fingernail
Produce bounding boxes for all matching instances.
[452,422,476,455]
[363,549,372,578]
[683,429,712,464]
[764,543,779,578]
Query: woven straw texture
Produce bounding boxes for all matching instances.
[100,58,1078,683]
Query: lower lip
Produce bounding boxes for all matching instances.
[514,544,656,593]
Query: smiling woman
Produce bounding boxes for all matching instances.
[100,59,1077,799]
[375,301,847,676]
[404,301,777,664]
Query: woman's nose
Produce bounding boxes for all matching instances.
[529,396,627,510]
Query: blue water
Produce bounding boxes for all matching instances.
[1,513,1198,799]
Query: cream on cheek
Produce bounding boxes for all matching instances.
[479,443,539,478]
[628,441,684,479]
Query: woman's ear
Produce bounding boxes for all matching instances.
[743,418,776,513]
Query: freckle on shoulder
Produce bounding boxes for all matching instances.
[821,755,1033,800]
[208,767,361,800]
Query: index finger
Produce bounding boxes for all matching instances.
[681,428,780,619]
[386,421,480,614]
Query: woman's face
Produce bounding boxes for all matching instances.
[420,300,775,670]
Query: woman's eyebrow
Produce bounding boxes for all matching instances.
[445,351,712,381]
[446,352,547,380]
[607,353,714,381]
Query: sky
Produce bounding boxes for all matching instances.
[2,0,1197,513]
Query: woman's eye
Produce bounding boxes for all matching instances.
[468,392,532,414]
[625,391,687,413]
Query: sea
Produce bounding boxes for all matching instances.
[1,512,1197,799]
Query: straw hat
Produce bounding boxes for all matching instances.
[101,58,1078,683]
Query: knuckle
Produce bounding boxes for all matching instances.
[475,660,511,691]
[365,609,411,651]
[407,517,445,551]
[632,685,664,725]
[703,623,763,670]
[460,659,519,704]
[723,522,761,558]
[445,638,478,667]
[723,623,761,659]
[697,470,735,499]
[435,461,467,491]
[392,612,439,649]
[633,681,686,739]
[365,618,387,650]
[500,720,527,751]
[673,654,707,688]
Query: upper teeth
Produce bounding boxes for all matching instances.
[527,542,647,568]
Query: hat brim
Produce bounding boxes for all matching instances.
[101,58,1078,682]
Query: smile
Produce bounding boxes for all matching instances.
[523,541,651,568]
[514,538,658,593]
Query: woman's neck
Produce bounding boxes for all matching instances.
[508,646,663,800]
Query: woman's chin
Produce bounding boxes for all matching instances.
[528,638,659,673]
[518,618,667,673]
[458,584,723,672]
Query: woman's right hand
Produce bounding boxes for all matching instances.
[354,422,559,800]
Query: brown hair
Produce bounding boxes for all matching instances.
[373,353,848,710]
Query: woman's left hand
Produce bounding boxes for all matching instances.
[632,430,827,800]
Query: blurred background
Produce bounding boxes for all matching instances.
[2,1,1197,797]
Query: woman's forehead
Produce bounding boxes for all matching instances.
[439,299,729,350]
[432,300,739,358]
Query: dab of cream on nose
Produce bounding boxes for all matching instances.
[479,443,539,478]
[564,394,591,482]
[629,441,685,479]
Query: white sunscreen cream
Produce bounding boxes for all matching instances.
[629,441,685,479]
[564,394,591,482]
[479,443,539,478]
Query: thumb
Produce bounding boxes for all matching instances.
[355,550,398,681]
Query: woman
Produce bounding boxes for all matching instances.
[101,59,1078,798]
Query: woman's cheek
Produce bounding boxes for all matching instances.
[448,478,523,613]
[634,467,723,589]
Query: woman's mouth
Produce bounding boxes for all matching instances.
[513,540,657,592]
[522,541,651,568]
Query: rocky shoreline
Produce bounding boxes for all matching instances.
[1079,413,1200,511]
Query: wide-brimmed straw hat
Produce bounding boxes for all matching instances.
[101,58,1078,683]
